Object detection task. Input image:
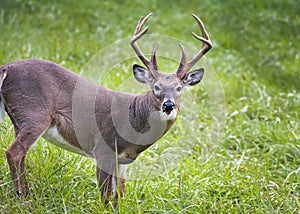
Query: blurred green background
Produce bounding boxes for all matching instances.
[0,0,299,213]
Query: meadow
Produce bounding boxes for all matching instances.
[0,0,299,213]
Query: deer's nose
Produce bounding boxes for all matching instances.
[162,100,175,115]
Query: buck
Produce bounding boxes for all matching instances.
[0,13,212,203]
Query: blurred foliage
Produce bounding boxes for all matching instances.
[0,0,299,213]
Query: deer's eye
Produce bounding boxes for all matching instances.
[154,85,161,91]
[176,86,182,92]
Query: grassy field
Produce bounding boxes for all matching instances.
[0,0,299,213]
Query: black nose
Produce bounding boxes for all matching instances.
[162,100,175,115]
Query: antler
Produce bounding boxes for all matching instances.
[177,14,213,79]
[130,12,160,77]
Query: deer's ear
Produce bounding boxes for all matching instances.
[182,68,204,87]
[133,64,153,85]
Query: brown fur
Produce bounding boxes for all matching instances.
[0,13,212,205]
[0,59,175,201]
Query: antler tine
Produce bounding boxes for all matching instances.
[136,13,152,34]
[151,42,160,72]
[131,12,160,76]
[177,14,213,79]
[176,44,187,79]
[187,14,212,69]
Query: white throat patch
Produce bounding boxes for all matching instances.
[160,109,178,121]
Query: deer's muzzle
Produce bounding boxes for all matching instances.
[162,100,175,115]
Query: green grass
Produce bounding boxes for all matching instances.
[0,0,299,213]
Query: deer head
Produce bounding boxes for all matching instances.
[130,13,212,121]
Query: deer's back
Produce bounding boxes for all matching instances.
[1,59,79,119]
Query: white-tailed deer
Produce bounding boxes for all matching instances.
[0,13,212,203]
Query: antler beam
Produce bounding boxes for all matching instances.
[130,12,160,77]
[177,14,213,79]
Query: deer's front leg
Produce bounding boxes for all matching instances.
[96,162,114,203]
[97,167,113,203]
[115,164,127,199]
[111,164,126,208]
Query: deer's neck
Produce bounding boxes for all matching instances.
[129,91,175,135]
